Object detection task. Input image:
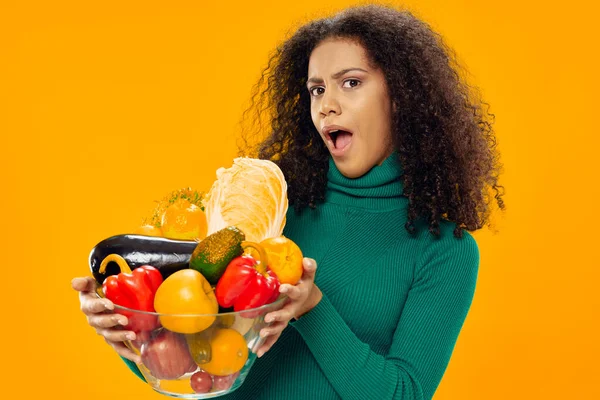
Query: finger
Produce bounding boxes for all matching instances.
[259,320,288,339]
[80,296,114,314]
[264,308,294,324]
[301,258,317,280]
[71,277,98,293]
[96,328,136,342]
[88,314,128,329]
[278,284,304,300]
[255,331,282,358]
[107,340,141,363]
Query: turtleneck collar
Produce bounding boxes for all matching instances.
[325,152,409,211]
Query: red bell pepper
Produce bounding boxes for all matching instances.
[98,253,163,333]
[215,242,280,314]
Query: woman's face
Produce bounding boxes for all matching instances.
[307,38,394,178]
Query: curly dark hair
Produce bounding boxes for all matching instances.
[238,3,505,238]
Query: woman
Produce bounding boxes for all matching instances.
[72,4,504,399]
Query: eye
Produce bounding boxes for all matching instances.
[309,86,325,97]
[343,79,361,88]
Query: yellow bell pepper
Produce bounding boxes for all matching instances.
[154,269,218,334]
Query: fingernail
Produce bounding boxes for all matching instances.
[280,286,288,293]
[260,330,268,338]
[265,316,272,323]
[104,302,114,310]
[126,333,136,340]
[257,351,264,358]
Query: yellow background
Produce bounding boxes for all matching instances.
[1,0,598,399]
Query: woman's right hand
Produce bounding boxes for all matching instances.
[71,276,141,363]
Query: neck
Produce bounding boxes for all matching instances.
[325,152,408,211]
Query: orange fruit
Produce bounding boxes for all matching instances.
[133,224,163,237]
[160,198,208,241]
[260,236,303,285]
[200,328,248,376]
[159,379,195,394]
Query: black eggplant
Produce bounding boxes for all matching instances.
[89,234,198,285]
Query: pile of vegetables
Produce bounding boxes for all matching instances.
[88,171,303,395]
[90,226,301,393]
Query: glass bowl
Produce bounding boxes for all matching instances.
[112,296,287,399]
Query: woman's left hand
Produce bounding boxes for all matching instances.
[255,257,322,358]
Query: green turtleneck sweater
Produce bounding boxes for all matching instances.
[122,153,479,399]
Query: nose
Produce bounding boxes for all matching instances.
[319,89,341,116]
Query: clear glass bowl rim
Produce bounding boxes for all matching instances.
[96,293,288,317]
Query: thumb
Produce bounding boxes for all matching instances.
[302,258,317,279]
[71,276,98,293]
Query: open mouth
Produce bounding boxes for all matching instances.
[327,129,353,150]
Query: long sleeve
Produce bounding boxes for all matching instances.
[121,357,145,382]
[290,232,480,400]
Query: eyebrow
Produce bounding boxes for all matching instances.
[306,68,369,86]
